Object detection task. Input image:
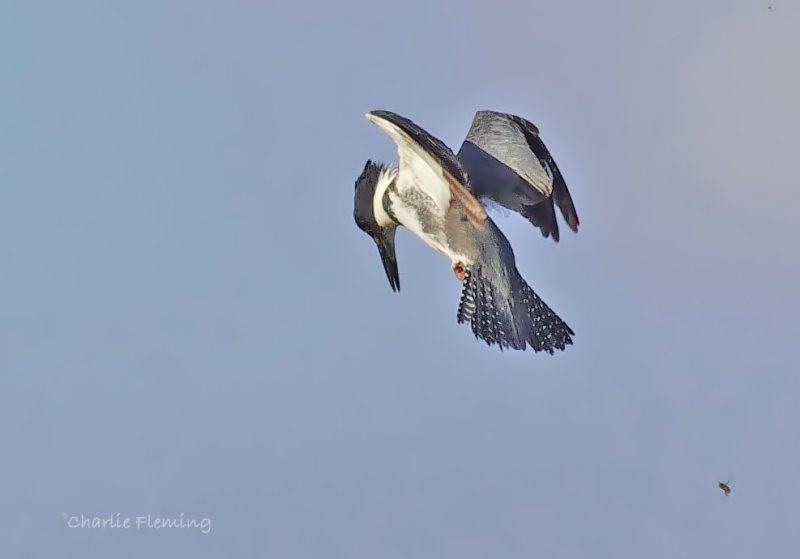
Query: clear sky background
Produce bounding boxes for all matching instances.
[1,1,798,557]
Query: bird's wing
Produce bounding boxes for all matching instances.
[457,218,574,352]
[366,110,487,227]
[461,110,554,196]
[458,110,579,240]
[507,112,579,233]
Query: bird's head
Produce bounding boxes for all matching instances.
[353,159,400,292]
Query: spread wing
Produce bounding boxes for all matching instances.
[365,110,487,226]
[457,218,574,352]
[457,110,579,242]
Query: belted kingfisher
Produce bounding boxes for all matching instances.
[354,110,575,353]
[457,110,579,242]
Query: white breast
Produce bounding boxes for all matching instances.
[387,189,471,266]
[372,167,398,228]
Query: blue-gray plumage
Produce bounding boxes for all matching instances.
[458,110,579,242]
[354,110,573,353]
[456,218,574,352]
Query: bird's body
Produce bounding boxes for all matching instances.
[366,111,483,266]
[354,110,575,353]
[372,164,471,266]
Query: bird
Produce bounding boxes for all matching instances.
[457,110,579,242]
[353,109,574,353]
[719,480,731,496]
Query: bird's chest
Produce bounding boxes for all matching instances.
[390,187,440,231]
[386,188,461,260]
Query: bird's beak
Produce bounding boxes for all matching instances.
[373,226,400,292]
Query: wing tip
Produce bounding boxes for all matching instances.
[457,264,574,354]
[365,111,380,124]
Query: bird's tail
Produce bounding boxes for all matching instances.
[456,262,574,353]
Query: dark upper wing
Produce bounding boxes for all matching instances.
[458,110,579,241]
[507,113,579,234]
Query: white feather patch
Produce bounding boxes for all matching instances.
[373,166,397,227]
[366,113,451,219]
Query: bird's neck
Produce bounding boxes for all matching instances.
[373,167,398,227]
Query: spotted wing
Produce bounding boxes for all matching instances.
[456,218,574,353]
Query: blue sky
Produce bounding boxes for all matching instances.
[1,1,798,557]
